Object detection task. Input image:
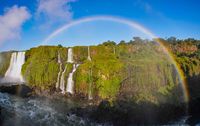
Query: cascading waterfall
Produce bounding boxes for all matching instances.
[87,46,93,99]
[56,48,75,94]
[67,48,73,63]
[66,47,78,94]
[2,52,25,83]
[66,64,79,94]
[88,68,93,100]
[87,46,91,61]
[60,65,67,94]
[56,53,62,88]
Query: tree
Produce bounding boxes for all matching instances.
[118,40,126,45]
[133,37,143,43]
[58,44,63,48]
[167,37,177,43]
[102,40,116,46]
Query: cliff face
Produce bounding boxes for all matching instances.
[75,45,123,101]
[21,46,68,90]
[172,41,200,100]
[1,39,200,105]
[116,43,183,104]
[0,52,12,77]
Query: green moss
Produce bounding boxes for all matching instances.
[64,63,73,82]
[2,38,197,105]
[22,46,67,90]
[0,51,12,77]
[72,43,184,103]
[75,45,123,100]
[73,46,88,63]
[116,43,182,104]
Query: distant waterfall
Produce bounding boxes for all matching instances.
[88,68,93,100]
[88,46,92,99]
[56,53,62,88]
[55,51,68,94]
[3,52,25,83]
[67,48,73,63]
[60,65,67,94]
[87,46,91,61]
[66,64,79,94]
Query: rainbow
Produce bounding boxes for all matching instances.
[43,15,189,102]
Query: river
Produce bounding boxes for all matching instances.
[0,91,199,126]
[0,92,104,126]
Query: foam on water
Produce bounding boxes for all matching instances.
[0,92,103,126]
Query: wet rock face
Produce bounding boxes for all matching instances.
[0,84,32,97]
[0,107,1,126]
[76,100,187,125]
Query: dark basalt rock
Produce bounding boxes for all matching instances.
[0,106,2,125]
[0,84,32,97]
[70,100,187,126]
[186,98,200,125]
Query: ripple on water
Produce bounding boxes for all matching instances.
[0,92,109,126]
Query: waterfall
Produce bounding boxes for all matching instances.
[56,53,62,88]
[55,48,75,94]
[87,46,91,61]
[87,46,92,99]
[113,46,116,55]
[56,51,69,94]
[3,52,25,83]
[60,65,67,94]
[88,92,93,100]
[88,68,93,100]
[66,64,79,94]
[67,48,73,63]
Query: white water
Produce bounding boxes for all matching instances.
[60,65,67,94]
[0,92,99,126]
[2,52,25,83]
[56,53,62,88]
[67,48,73,63]
[88,90,93,100]
[87,46,91,61]
[66,64,79,94]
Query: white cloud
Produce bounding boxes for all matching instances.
[0,5,30,45]
[37,0,76,24]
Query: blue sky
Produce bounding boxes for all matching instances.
[0,0,200,51]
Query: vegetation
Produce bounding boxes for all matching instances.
[160,37,200,100]
[1,37,200,105]
[0,51,12,77]
[75,41,184,104]
[21,46,68,90]
[75,45,123,100]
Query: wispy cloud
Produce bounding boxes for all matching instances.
[143,2,152,13]
[36,0,76,29]
[0,5,30,45]
[134,0,153,13]
[134,0,173,23]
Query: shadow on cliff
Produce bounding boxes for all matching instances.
[0,84,32,97]
[71,100,187,126]
[186,74,200,125]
